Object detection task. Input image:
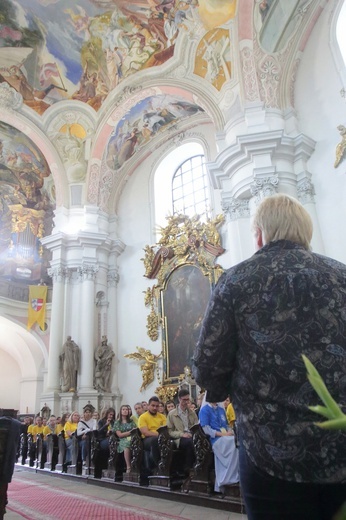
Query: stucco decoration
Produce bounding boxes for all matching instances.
[297,178,315,205]
[87,161,101,206]
[48,111,94,183]
[222,197,250,221]
[240,46,261,103]
[0,82,23,111]
[251,175,279,204]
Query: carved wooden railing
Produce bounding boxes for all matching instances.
[101,432,119,480]
[183,423,214,494]
[19,432,28,465]
[66,433,81,475]
[44,434,58,471]
[35,434,44,469]
[25,433,34,467]
[123,428,144,484]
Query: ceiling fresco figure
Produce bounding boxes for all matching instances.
[0,0,236,114]
[105,94,204,170]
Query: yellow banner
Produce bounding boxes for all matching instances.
[28,285,47,330]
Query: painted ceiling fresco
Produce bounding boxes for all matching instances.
[105,94,204,170]
[0,0,236,114]
[0,122,55,283]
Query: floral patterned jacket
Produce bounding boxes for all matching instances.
[193,240,346,483]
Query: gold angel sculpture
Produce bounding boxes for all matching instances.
[334,124,346,168]
[124,347,161,392]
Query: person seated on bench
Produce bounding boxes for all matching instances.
[77,405,97,465]
[64,411,80,464]
[199,398,239,493]
[113,405,136,473]
[166,388,198,475]
[97,408,115,454]
[138,396,166,472]
[131,402,144,426]
[56,413,69,436]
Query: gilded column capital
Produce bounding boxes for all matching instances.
[78,264,99,281]
[222,198,250,221]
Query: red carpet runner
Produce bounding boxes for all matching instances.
[7,476,186,520]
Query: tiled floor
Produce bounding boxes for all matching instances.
[6,468,248,520]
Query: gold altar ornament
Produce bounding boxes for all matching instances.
[124,347,162,392]
[334,124,346,168]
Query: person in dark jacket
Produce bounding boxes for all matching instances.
[193,194,346,520]
[0,413,21,519]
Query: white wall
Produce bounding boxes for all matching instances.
[295,1,346,263]
[0,350,21,411]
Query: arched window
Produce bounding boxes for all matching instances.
[172,154,209,218]
[153,142,212,238]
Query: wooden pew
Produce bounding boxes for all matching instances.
[148,425,185,490]
[55,432,66,473]
[122,428,144,485]
[44,434,58,471]
[18,432,28,465]
[101,432,120,480]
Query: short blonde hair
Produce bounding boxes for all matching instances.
[253,194,313,250]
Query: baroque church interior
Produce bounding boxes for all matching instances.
[0,0,346,417]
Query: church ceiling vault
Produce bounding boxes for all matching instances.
[0,0,236,115]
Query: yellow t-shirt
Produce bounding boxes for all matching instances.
[31,425,45,441]
[43,425,57,439]
[64,421,78,438]
[226,403,236,427]
[138,411,166,435]
[55,424,64,436]
[27,424,34,435]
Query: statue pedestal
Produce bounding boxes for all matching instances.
[77,390,99,412]
[40,391,60,417]
[59,392,77,416]
[95,392,116,414]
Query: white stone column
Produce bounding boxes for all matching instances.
[46,266,66,392]
[78,264,98,393]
